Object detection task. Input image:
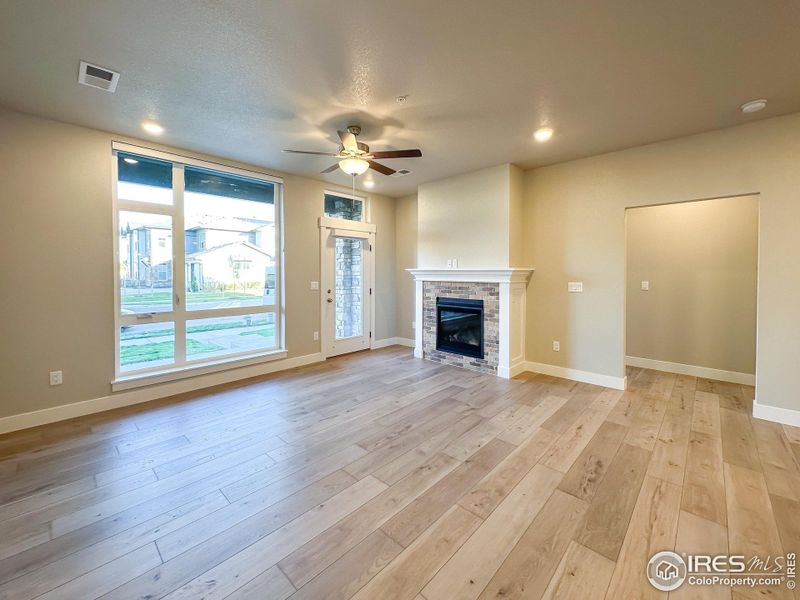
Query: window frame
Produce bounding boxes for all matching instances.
[112,141,285,385]
[323,189,369,223]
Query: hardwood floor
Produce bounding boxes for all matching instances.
[0,346,797,599]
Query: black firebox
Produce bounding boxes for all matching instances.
[436,297,484,359]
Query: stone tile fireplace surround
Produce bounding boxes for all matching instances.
[408,269,534,378]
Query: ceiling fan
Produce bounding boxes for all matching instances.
[283,126,422,176]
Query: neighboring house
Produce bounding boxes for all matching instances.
[122,216,274,292]
[120,223,173,286]
[186,241,274,294]
[184,217,274,255]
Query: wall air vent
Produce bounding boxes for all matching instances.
[78,60,120,93]
[390,169,413,177]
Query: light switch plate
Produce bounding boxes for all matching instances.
[568,281,583,293]
[310,281,319,290]
[641,280,650,291]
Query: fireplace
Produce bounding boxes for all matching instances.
[436,297,484,359]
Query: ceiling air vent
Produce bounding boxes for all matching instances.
[78,60,120,93]
[390,169,413,177]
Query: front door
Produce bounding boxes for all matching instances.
[323,230,373,357]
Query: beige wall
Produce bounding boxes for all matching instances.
[508,164,525,267]
[523,113,800,411]
[626,196,758,374]
[395,194,418,341]
[0,108,396,419]
[417,164,515,269]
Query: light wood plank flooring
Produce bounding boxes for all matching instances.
[0,346,797,599]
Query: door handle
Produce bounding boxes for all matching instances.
[327,298,333,303]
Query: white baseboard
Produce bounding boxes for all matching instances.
[753,398,800,427]
[372,337,415,349]
[0,352,325,435]
[497,359,528,380]
[522,361,627,390]
[625,356,755,386]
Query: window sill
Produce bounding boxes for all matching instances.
[111,349,288,392]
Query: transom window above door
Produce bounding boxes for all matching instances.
[113,143,285,385]
[323,192,366,222]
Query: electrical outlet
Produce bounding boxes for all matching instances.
[313,331,319,341]
[412,321,416,330]
[567,281,583,293]
[452,258,458,268]
[310,281,319,290]
[641,280,650,291]
[446,259,453,268]
[49,370,63,386]
[552,341,560,352]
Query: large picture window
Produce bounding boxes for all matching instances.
[113,143,283,379]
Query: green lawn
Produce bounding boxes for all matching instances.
[121,318,273,341]
[239,326,276,338]
[121,339,224,366]
[121,291,261,305]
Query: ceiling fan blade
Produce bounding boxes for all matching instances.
[283,149,339,157]
[338,130,358,152]
[368,149,422,159]
[321,163,340,174]
[368,161,396,176]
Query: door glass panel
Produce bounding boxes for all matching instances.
[334,237,363,339]
[120,322,175,372]
[184,167,276,311]
[186,313,277,361]
[118,211,173,314]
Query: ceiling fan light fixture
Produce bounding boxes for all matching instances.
[339,157,369,176]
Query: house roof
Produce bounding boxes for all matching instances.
[185,216,270,233]
[186,241,273,260]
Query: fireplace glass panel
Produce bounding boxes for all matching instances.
[436,297,484,359]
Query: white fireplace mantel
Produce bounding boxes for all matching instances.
[407,268,534,284]
[407,268,534,378]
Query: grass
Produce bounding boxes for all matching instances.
[121,291,263,305]
[121,318,272,340]
[239,326,276,338]
[120,339,224,366]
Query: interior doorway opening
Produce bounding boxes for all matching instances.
[624,194,759,391]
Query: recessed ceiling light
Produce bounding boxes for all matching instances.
[740,99,767,114]
[363,180,375,189]
[141,121,164,135]
[534,127,554,142]
[123,157,139,164]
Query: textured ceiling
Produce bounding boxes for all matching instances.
[1,0,799,196]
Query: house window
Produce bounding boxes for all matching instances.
[114,146,283,377]
[324,192,365,222]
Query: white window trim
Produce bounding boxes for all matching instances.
[111,348,288,391]
[323,189,369,222]
[112,142,286,385]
